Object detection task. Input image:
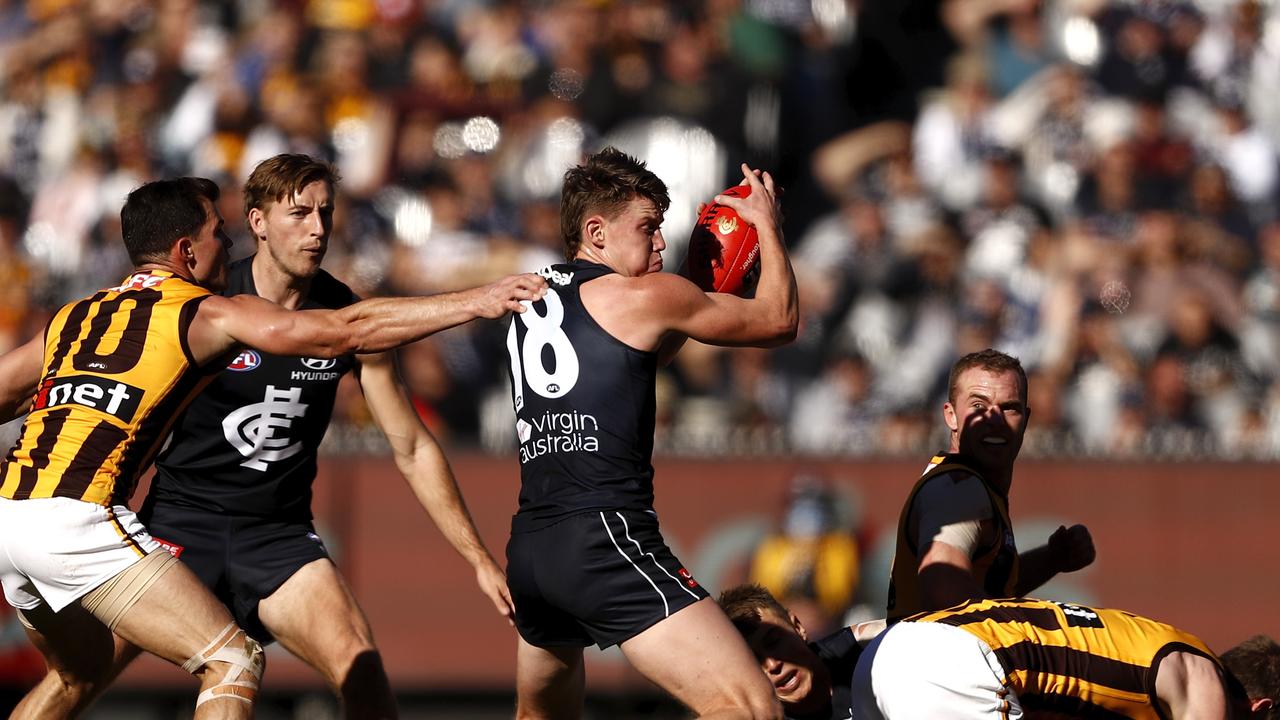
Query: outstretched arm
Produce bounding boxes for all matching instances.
[189,273,547,365]
[356,349,515,625]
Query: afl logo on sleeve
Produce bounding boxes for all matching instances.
[228,350,261,372]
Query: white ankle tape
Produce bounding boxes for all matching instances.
[182,624,265,707]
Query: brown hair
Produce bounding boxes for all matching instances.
[947,348,1027,405]
[243,154,340,236]
[1221,635,1280,718]
[560,147,670,260]
[717,583,791,636]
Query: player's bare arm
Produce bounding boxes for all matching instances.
[186,273,547,364]
[1014,523,1096,595]
[600,166,797,352]
[917,537,987,610]
[666,165,797,347]
[0,334,46,421]
[354,349,515,624]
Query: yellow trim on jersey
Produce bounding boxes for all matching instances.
[0,271,214,506]
[909,597,1218,718]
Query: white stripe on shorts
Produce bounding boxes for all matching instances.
[614,512,700,601]
[600,512,669,617]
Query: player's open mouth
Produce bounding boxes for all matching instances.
[776,670,799,693]
[982,437,1007,445]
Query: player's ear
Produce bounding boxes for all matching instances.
[789,611,808,642]
[943,401,959,433]
[247,207,267,241]
[1253,697,1275,713]
[584,216,606,248]
[176,237,196,266]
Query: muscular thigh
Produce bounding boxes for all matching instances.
[506,511,709,650]
[620,598,777,716]
[256,558,375,680]
[148,506,329,644]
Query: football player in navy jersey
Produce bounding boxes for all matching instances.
[503,148,797,719]
[719,584,884,720]
[15,155,526,719]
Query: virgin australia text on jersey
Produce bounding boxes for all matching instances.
[518,410,600,463]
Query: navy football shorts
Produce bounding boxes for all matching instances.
[506,509,710,649]
[140,502,329,644]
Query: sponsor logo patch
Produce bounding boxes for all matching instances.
[678,567,700,589]
[153,537,184,558]
[536,266,574,286]
[110,273,167,292]
[302,357,338,370]
[32,376,143,422]
[1054,601,1106,628]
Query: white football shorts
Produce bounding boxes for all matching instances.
[0,496,160,612]
[852,621,1023,719]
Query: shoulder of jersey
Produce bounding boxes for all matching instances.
[223,256,256,297]
[309,268,359,308]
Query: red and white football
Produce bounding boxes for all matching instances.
[686,185,760,296]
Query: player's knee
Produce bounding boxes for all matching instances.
[183,624,266,708]
[335,646,388,692]
[708,684,783,720]
[42,667,103,703]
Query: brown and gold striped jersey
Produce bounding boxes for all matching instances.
[887,453,1019,623]
[907,597,1219,719]
[0,270,217,506]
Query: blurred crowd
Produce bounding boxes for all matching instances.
[2,0,1280,459]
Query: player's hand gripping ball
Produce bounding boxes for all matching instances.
[686,185,761,296]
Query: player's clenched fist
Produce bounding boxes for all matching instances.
[1048,523,1095,573]
[475,273,548,317]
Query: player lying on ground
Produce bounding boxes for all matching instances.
[722,585,1279,720]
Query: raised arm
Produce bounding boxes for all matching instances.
[355,350,514,624]
[188,273,547,364]
[650,166,798,348]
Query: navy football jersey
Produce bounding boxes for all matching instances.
[506,261,657,531]
[790,627,860,720]
[145,256,358,520]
